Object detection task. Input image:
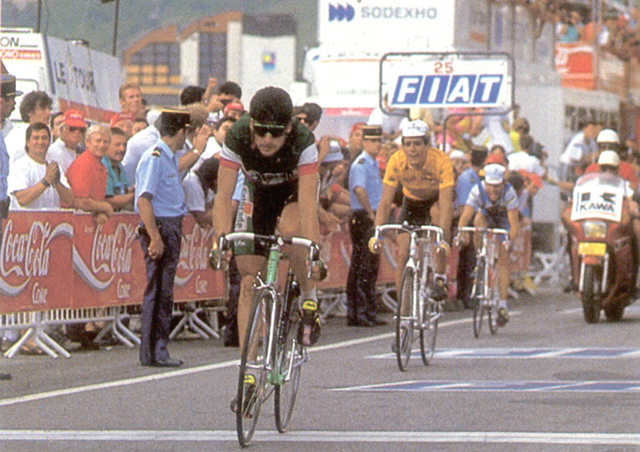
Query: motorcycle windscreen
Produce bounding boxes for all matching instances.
[570,173,625,223]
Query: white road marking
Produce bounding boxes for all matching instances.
[0,430,639,445]
[0,316,472,408]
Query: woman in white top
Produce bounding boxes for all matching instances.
[8,122,74,210]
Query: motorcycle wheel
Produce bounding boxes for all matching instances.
[581,265,601,324]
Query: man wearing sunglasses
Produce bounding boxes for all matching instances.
[48,109,87,175]
[212,86,324,354]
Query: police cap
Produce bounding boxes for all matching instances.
[362,125,382,139]
[158,109,190,133]
[1,74,23,98]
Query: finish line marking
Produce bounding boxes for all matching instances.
[1,430,639,445]
[336,379,640,393]
[369,347,640,360]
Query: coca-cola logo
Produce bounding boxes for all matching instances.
[73,221,136,290]
[0,219,73,296]
[91,223,135,274]
[176,224,213,286]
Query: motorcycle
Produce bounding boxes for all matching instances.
[566,172,637,323]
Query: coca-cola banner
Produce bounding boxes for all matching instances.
[0,212,228,315]
[0,211,74,313]
[174,216,227,302]
[72,213,145,308]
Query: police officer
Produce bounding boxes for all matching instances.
[136,109,189,367]
[346,124,385,327]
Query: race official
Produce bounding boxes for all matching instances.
[135,109,189,368]
[346,125,385,327]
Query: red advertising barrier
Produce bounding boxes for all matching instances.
[0,211,74,313]
[0,211,227,315]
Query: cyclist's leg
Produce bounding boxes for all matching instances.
[278,201,321,344]
[396,232,411,301]
[235,255,267,354]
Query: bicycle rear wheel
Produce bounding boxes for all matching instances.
[472,258,485,338]
[274,308,303,433]
[237,289,272,447]
[396,267,415,371]
[419,298,439,366]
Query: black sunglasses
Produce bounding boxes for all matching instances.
[253,122,286,138]
[69,126,86,133]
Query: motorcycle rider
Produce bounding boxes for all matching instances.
[584,129,638,191]
[457,163,520,327]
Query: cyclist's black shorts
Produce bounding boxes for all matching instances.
[397,197,435,227]
[233,177,298,256]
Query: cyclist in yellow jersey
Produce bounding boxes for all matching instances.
[370,119,454,301]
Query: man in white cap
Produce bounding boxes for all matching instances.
[458,162,520,327]
[370,119,455,303]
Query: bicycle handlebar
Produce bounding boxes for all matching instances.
[457,226,509,237]
[373,223,444,242]
[217,232,321,277]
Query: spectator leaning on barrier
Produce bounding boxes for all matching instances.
[48,109,87,175]
[135,109,190,368]
[182,156,218,228]
[103,127,134,212]
[8,122,73,210]
[5,90,53,164]
[66,124,114,225]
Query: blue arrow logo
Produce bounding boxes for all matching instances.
[329,4,355,22]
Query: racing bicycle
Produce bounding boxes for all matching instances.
[372,223,444,371]
[215,232,320,447]
[457,226,509,338]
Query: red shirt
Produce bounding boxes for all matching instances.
[585,161,639,187]
[66,150,107,201]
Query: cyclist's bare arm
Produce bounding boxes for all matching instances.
[507,208,519,242]
[212,164,239,252]
[438,185,454,244]
[298,171,321,245]
[374,183,397,228]
[457,204,476,244]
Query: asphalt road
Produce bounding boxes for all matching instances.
[1,287,639,452]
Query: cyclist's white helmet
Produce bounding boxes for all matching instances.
[596,129,620,145]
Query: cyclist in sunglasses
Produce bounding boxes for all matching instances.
[212,86,326,353]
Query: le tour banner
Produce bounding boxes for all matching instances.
[0,212,226,315]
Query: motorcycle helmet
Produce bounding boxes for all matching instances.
[597,150,620,167]
[596,129,620,145]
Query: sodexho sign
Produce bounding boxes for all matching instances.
[328,3,437,22]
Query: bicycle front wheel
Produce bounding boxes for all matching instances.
[274,308,303,433]
[237,289,272,447]
[396,267,415,371]
[419,298,439,366]
[472,258,485,338]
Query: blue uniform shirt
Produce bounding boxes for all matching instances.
[349,151,382,211]
[103,156,130,196]
[0,133,9,201]
[455,167,481,210]
[135,139,185,217]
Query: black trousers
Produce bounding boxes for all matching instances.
[346,210,380,323]
[138,216,183,365]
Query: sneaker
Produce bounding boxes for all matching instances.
[432,277,447,301]
[299,300,321,346]
[496,307,509,327]
[231,374,257,416]
[522,275,536,295]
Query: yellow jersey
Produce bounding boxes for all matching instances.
[383,147,454,202]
